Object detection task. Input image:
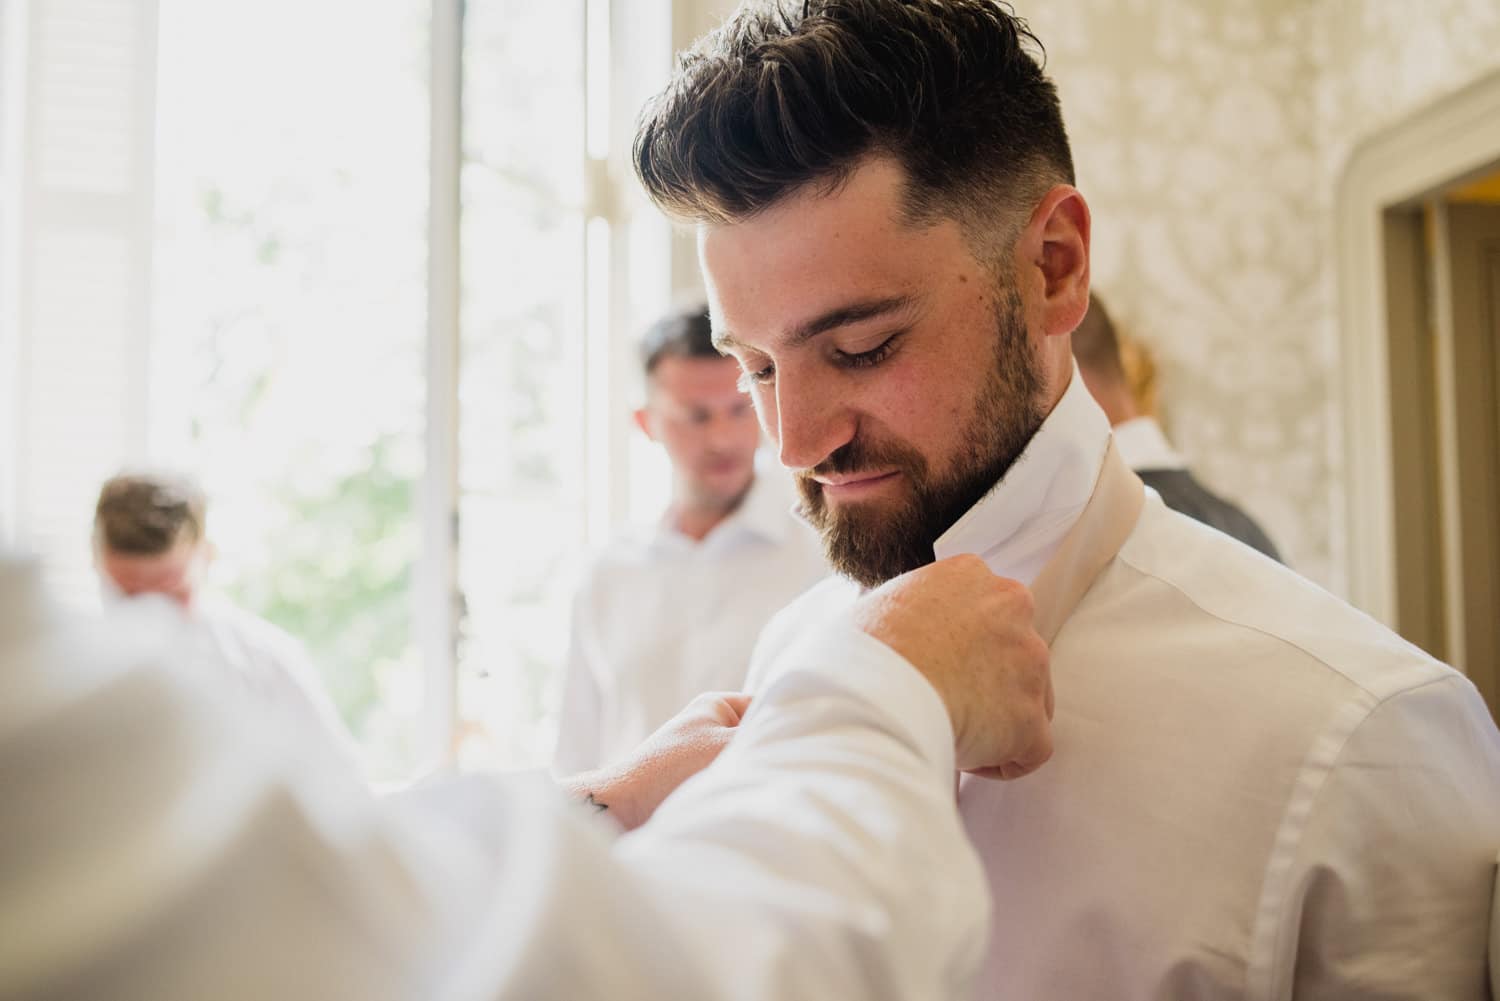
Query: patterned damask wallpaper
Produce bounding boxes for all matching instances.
[1020,0,1500,593]
[681,0,1500,595]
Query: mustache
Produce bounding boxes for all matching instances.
[797,432,928,486]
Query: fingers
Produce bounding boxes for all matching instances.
[966,725,1054,781]
[719,693,752,715]
[688,691,753,727]
[716,693,752,725]
[1004,722,1055,779]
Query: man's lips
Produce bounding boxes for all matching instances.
[813,470,901,500]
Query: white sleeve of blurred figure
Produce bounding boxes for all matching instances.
[0,559,988,1001]
[198,599,365,774]
[551,579,604,776]
[272,628,365,767]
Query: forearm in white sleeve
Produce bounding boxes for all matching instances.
[445,623,989,1000]
[2,581,987,1001]
[617,623,991,1001]
[1276,675,1500,999]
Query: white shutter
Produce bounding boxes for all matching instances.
[8,0,157,603]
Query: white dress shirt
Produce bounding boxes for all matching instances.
[1110,415,1187,471]
[0,553,986,1000]
[186,594,358,761]
[748,368,1500,1000]
[554,466,827,773]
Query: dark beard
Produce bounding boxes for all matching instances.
[796,285,1045,588]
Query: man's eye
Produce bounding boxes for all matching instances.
[737,364,775,391]
[837,335,899,369]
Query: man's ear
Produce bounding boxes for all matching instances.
[632,407,655,442]
[1021,185,1091,340]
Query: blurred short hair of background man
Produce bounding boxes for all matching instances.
[1072,292,1281,561]
[552,304,828,775]
[93,472,356,762]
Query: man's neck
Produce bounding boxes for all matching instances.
[668,481,752,542]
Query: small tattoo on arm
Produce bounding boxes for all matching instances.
[584,793,608,813]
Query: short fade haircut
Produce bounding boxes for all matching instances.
[639,303,721,377]
[1071,292,1126,385]
[633,0,1073,253]
[94,473,207,555]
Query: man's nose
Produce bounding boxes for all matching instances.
[773,371,855,471]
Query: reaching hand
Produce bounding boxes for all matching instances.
[561,692,751,830]
[852,554,1054,779]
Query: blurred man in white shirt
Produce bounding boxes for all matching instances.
[634,1,1500,997]
[0,545,1055,999]
[93,472,356,762]
[553,305,827,773]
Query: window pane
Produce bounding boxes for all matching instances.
[150,0,429,781]
[457,0,587,770]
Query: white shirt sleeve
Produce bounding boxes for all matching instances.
[270,629,365,763]
[1274,674,1500,999]
[193,597,362,769]
[0,569,988,1001]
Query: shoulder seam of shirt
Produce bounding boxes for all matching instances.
[1252,672,1472,995]
[1108,548,1466,996]
[1112,545,1432,704]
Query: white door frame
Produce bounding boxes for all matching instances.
[1335,69,1500,626]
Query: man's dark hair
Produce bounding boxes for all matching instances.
[1071,292,1127,385]
[639,303,721,377]
[94,473,207,555]
[633,0,1073,250]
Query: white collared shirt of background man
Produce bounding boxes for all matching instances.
[554,462,827,774]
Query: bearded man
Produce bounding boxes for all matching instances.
[633,1,1500,998]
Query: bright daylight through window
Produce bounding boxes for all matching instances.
[141,0,672,780]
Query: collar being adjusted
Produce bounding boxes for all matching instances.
[934,362,1115,587]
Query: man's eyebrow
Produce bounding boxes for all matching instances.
[712,294,919,353]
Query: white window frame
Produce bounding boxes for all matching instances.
[1334,68,1500,625]
[420,0,463,770]
[0,0,22,547]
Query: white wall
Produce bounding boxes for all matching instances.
[1027,0,1500,592]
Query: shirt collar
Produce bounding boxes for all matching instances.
[1111,416,1187,472]
[932,363,1113,586]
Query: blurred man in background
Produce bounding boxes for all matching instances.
[93,472,356,762]
[553,305,827,774]
[1073,292,1281,560]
